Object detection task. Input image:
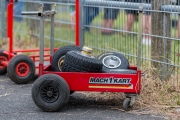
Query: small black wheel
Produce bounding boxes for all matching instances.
[97,52,129,72]
[7,55,35,84]
[32,74,70,112]
[0,50,8,75]
[52,45,81,72]
[103,69,137,74]
[123,98,131,111]
[62,51,103,72]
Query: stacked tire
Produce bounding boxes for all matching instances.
[62,51,103,73]
[51,46,135,74]
[51,45,103,73]
[51,45,82,72]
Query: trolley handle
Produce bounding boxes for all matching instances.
[21,11,56,16]
[21,12,41,16]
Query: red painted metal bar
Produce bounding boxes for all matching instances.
[29,54,51,58]
[3,51,15,57]
[13,48,58,53]
[75,0,79,46]
[7,1,14,60]
[32,59,50,62]
[39,63,44,76]
[1,61,8,66]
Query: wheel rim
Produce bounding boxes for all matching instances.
[102,55,121,69]
[40,84,59,103]
[16,62,30,77]
[58,56,65,71]
[0,56,7,69]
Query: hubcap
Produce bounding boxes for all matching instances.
[41,84,59,103]
[102,55,121,69]
[16,62,30,77]
[58,56,65,71]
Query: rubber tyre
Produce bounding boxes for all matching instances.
[7,55,35,84]
[62,51,103,72]
[52,45,81,72]
[97,52,129,72]
[0,50,8,75]
[103,69,137,74]
[123,98,131,111]
[32,74,70,112]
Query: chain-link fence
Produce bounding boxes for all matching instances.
[0,0,180,83]
[80,0,180,84]
[0,0,76,48]
[0,0,6,38]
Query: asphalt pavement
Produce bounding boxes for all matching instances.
[0,74,168,120]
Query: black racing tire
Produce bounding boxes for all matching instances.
[32,74,70,112]
[52,45,81,72]
[0,50,8,75]
[97,52,129,72]
[7,55,35,84]
[62,51,103,72]
[102,69,137,74]
[123,98,131,111]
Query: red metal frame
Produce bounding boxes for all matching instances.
[42,65,141,94]
[7,0,13,60]
[0,1,58,73]
[75,0,79,46]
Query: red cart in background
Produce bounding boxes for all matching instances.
[0,0,57,84]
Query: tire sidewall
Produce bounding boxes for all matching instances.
[123,98,131,111]
[52,46,81,72]
[0,50,8,74]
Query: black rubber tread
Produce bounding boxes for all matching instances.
[7,55,35,84]
[32,74,70,112]
[52,45,81,72]
[102,69,137,74]
[62,51,103,72]
[0,49,8,75]
[97,52,130,72]
[123,98,131,111]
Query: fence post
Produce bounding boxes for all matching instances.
[0,0,6,38]
[151,0,171,80]
[137,4,143,70]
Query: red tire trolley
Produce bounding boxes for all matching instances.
[21,1,143,111]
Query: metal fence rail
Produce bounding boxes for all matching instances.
[0,0,180,83]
